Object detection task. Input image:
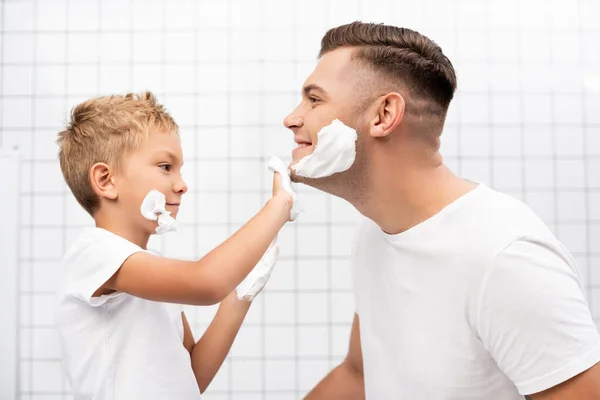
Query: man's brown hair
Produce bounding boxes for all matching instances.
[57,92,178,216]
[320,21,457,123]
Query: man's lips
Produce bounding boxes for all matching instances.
[294,136,312,146]
[292,143,314,159]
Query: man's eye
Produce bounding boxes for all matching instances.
[159,164,172,172]
[309,96,319,103]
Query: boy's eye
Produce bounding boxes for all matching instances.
[159,164,171,172]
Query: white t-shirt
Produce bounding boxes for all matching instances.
[55,227,202,400]
[352,183,600,399]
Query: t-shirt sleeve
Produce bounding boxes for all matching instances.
[66,232,144,306]
[476,238,600,395]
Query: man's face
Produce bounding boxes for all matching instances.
[284,48,364,173]
[115,131,188,233]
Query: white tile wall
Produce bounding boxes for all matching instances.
[1,0,599,398]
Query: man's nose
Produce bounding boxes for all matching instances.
[284,110,304,130]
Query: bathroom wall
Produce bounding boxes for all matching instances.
[1,0,599,398]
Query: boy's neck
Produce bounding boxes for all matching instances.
[94,210,150,250]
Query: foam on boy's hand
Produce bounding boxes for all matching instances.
[235,239,279,302]
[140,189,178,234]
[267,156,302,221]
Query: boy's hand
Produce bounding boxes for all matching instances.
[273,171,293,209]
[269,156,301,221]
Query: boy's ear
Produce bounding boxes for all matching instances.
[89,163,118,200]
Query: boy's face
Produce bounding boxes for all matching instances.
[115,130,187,233]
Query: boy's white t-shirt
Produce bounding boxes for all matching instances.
[55,227,202,400]
[353,183,600,399]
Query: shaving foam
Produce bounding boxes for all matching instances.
[140,189,178,234]
[235,239,279,301]
[291,119,357,178]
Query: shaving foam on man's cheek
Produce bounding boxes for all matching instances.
[291,119,358,178]
[140,189,178,234]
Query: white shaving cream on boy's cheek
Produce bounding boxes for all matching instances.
[291,119,358,179]
[140,189,178,234]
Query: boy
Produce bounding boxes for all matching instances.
[54,92,293,399]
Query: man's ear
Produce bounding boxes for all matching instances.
[367,93,405,138]
[89,162,118,200]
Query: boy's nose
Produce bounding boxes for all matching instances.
[175,178,188,195]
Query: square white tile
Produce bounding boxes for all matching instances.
[3,65,33,96]
[231,359,263,391]
[298,326,329,357]
[297,258,328,290]
[296,226,329,257]
[264,292,296,324]
[67,33,99,63]
[265,359,296,391]
[297,292,328,324]
[0,98,33,129]
[231,325,263,357]
[197,1,229,28]
[36,0,67,31]
[67,65,99,95]
[264,326,296,357]
[4,0,35,31]
[99,65,132,94]
[165,64,196,94]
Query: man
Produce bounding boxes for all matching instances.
[284,21,600,399]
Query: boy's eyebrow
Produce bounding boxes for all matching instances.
[155,150,183,165]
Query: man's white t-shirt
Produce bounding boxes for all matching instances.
[55,227,201,400]
[352,183,600,399]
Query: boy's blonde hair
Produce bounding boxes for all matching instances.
[57,91,178,216]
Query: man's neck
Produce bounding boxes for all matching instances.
[94,208,151,249]
[352,162,478,235]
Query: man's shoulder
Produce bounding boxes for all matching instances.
[461,185,555,243]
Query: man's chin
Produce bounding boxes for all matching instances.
[289,167,310,184]
[289,169,324,186]
[288,159,301,182]
[290,170,302,183]
[288,165,301,183]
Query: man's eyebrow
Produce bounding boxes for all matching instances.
[303,84,328,97]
